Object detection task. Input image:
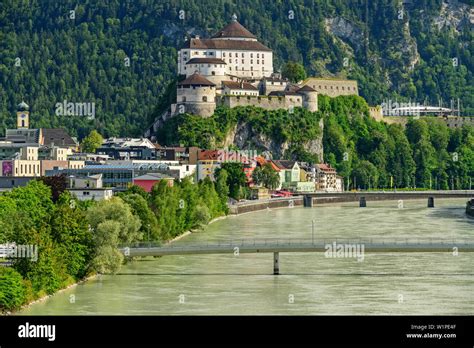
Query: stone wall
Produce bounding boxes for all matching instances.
[302,78,359,97]
[218,95,303,111]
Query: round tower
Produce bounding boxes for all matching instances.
[176,72,216,117]
[297,85,318,112]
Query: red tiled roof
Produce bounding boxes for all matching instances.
[317,163,336,172]
[198,150,220,160]
[184,38,272,51]
[211,21,257,39]
[178,73,215,86]
[222,81,258,90]
[186,58,226,65]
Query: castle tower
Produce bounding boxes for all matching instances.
[17,101,30,128]
[297,85,318,112]
[176,72,216,117]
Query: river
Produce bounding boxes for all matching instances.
[19,198,473,315]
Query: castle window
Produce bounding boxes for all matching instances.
[251,66,253,71]
[241,53,244,57]
[223,52,226,57]
[247,96,251,100]
[209,52,214,56]
[230,67,232,70]
[229,53,232,57]
[257,60,259,64]
[202,96,208,102]
[262,60,264,65]
[235,59,238,64]
[342,87,345,90]
[242,59,244,64]
[271,81,274,85]
[257,53,259,58]
[208,64,211,67]
[182,97,186,102]
[251,60,253,64]
[212,71,215,75]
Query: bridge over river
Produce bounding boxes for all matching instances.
[120,238,474,275]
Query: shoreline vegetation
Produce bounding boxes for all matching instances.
[0,176,228,314]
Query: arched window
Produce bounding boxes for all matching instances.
[182,96,186,102]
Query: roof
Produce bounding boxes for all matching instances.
[268,91,301,97]
[211,20,257,40]
[183,38,272,51]
[134,173,174,181]
[256,156,280,171]
[198,150,220,161]
[102,137,155,149]
[317,163,336,172]
[222,81,258,90]
[297,85,316,92]
[41,128,77,147]
[186,58,226,65]
[273,160,297,170]
[17,101,29,111]
[178,73,215,87]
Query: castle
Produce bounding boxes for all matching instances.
[145,15,359,137]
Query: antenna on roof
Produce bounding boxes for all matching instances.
[231,13,237,22]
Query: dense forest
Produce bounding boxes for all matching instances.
[1,0,472,139]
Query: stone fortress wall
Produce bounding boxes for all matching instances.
[302,78,359,97]
[218,94,303,111]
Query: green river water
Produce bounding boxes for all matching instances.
[19,199,473,315]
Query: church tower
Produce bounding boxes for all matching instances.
[17,101,29,128]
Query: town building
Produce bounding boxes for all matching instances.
[133,173,174,192]
[68,174,113,201]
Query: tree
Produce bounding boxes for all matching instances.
[215,168,230,211]
[252,163,280,189]
[0,268,27,310]
[282,62,307,83]
[81,130,104,153]
[39,175,68,202]
[120,193,160,241]
[215,163,247,200]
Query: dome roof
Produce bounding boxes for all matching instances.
[178,73,216,87]
[211,20,257,40]
[17,101,29,111]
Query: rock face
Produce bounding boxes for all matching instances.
[222,119,324,162]
[325,17,365,51]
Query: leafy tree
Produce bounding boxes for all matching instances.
[81,130,104,153]
[215,163,247,200]
[0,268,27,311]
[282,62,307,83]
[252,163,280,189]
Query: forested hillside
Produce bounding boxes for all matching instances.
[0,0,472,139]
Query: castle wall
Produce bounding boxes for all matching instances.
[218,95,303,111]
[302,78,359,97]
[301,91,318,112]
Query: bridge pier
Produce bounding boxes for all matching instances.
[303,195,313,207]
[359,196,366,207]
[273,252,279,275]
[428,197,434,208]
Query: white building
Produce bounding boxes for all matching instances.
[178,15,273,80]
[222,81,259,96]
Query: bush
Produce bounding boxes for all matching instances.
[0,268,27,311]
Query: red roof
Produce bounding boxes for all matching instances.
[198,150,220,161]
[178,73,215,87]
[211,20,257,40]
[317,163,336,172]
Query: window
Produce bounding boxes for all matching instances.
[251,59,253,64]
[212,71,215,75]
[235,59,238,64]
[241,53,244,57]
[223,52,226,57]
[202,96,208,102]
[229,53,232,57]
[251,66,253,71]
[257,60,259,64]
[262,61,264,65]
[257,53,259,58]
[208,64,210,67]
[242,59,244,64]
[182,96,186,102]
[262,54,264,58]
[230,67,232,71]
[209,52,214,56]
